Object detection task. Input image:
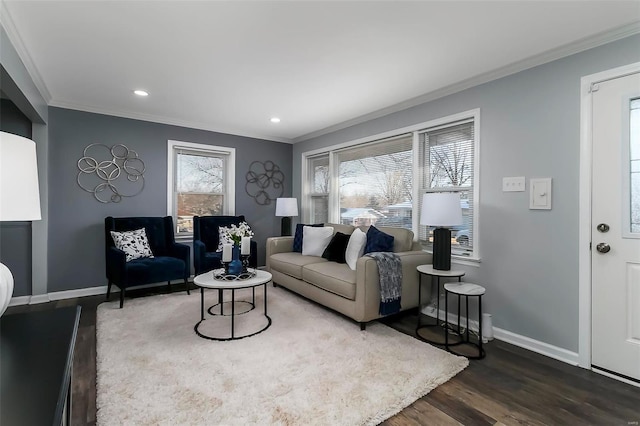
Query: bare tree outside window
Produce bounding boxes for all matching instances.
[175,152,226,233]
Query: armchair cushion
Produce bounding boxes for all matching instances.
[110,228,154,262]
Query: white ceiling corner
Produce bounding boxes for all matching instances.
[2,1,640,143]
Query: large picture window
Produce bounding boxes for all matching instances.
[302,109,479,260]
[167,140,235,236]
[336,135,413,228]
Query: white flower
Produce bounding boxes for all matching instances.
[217,222,254,250]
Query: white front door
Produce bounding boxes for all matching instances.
[591,71,640,381]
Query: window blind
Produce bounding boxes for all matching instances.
[419,120,475,254]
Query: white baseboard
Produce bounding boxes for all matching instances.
[48,285,108,301]
[29,294,51,304]
[421,307,580,366]
[8,278,196,306]
[8,295,31,307]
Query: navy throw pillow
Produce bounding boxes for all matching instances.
[364,226,394,254]
[321,232,351,263]
[292,223,324,253]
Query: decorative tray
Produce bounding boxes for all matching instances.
[212,268,257,281]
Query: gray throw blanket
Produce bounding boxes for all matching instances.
[365,252,402,316]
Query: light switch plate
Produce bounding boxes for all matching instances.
[503,176,526,192]
[530,178,552,210]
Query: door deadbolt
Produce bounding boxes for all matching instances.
[596,243,611,253]
[597,223,610,233]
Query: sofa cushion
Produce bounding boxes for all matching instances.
[324,223,355,235]
[302,262,356,300]
[302,226,334,256]
[269,252,328,280]
[345,228,367,270]
[322,232,350,263]
[362,226,415,253]
[292,223,323,253]
[364,226,394,254]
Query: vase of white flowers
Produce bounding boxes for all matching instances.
[221,222,254,275]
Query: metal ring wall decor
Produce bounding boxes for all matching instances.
[245,160,284,205]
[77,143,146,203]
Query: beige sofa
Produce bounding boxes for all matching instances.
[265,223,431,329]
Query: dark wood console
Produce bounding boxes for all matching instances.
[1,306,81,425]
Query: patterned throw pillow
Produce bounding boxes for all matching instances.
[216,226,234,252]
[110,228,154,262]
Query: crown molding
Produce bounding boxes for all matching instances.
[48,99,294,144]
[293,21,640,143]
[0,0,52,103]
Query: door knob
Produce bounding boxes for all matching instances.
[597,223,610,233]
[596,243,611,253]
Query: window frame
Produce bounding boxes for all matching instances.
[167,140,235,239]
[301,108,480,262]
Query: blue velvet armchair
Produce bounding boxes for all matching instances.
[193,215,258,275]
[105,216,190,308]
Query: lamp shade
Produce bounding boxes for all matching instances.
[420,192,462,227]
[275,198,298,217]
[0,132,42,221]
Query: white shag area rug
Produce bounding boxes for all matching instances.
[97,285,468,425]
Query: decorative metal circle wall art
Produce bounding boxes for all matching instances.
[77,143,146,203]
[245,160,284,205]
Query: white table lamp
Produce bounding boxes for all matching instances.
[275,197,298,236]
[0,131,42,316]
[420,192,462,271]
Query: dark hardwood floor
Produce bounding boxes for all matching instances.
[6,284,639,425]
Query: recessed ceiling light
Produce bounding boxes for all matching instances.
[270,117,281,123]
[133,90,149,97]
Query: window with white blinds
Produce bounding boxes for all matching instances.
[419,119,475,256]
[336,135,413,227]
[167,141,235,236]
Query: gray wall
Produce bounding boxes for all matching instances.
[293,34,640,352]
[0,99,33,296]
[48,107,291,292]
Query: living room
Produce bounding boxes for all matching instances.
[1,1,640,424]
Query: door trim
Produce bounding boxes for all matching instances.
[578,62,640,369]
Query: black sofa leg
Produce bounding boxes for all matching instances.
[107,281,112,301]
[167,281,171,292]
[184,278,190,295]
[360,322,366,331]
[119,287,124,309]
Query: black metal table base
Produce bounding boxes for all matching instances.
[416,273,463,346]
[195,284,271,341]
[207,287,256,316]
[445,291,485,359]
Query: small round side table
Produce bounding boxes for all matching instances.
[444,282,486,359]
[416,264,465,345]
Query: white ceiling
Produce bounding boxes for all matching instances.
[2,1,640,143]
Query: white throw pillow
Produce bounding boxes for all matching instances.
[302,226,335,257]
[110,228,154,262]
[345,228,367,270]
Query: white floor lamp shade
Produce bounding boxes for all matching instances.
[0,131,42,316]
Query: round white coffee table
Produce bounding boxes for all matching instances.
[193,269,272,341]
